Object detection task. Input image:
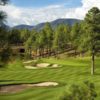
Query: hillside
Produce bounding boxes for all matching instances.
[13,18,81,30]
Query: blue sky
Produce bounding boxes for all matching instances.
[1,0,100,26]
[11,0,82,8]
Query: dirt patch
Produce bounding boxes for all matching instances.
[0,84,28,94]
[0,82,58,94]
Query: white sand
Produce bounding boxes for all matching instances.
[52,64,59,68]
[36,63,50,68]
[24,61,60,69]
[28,82,58,87]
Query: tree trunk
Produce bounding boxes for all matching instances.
[91,50,95,75]
[35,49,38,59]
[29,47,31,59]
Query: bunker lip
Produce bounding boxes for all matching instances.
[0,82,58,94]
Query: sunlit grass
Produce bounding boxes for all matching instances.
[0,57,100,100]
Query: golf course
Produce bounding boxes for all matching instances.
[0,0,100,100]
[0,57,100,100]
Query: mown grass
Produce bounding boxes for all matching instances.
[0,57,100,100]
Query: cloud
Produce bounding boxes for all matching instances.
[0,0,100,26]
[65,0,100,19]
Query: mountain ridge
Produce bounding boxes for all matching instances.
[13,18,82,30]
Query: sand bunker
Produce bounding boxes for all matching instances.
[36,63,50,68]
[28,82,58,86]
[52,64,59,68]
[25,63,59,69]
[0,82,58,94]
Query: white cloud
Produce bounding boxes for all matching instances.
[65,0,100,19]
[0,0,100,26]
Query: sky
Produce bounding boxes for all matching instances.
[10,0,82,8]
[0,0,100,26]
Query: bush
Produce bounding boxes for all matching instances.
[0,47,12,68]
[0,47,12,62]
[60,81,97,100]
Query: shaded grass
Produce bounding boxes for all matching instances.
[0,57,100,100]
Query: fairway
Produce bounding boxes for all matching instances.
[0,57,100,100]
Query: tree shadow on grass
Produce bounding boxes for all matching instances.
[93,73,100,76]
[0,80,21,82]
[77,72,90,76]
[77,72,100,76]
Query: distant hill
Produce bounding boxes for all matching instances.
[34,18,81,30]
[13,18,81,30]
[13,24,33,30]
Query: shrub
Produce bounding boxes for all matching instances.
[60,81,97,100]
[0,47,12,67]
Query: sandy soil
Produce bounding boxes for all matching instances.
[36,63,50,68]
[0,84,28,93]
[25,63,60,69]
[52,64,59,68]
[0,82,58,94]
[28,82,58,86]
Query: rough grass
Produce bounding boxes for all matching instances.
[0,57,100,100]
